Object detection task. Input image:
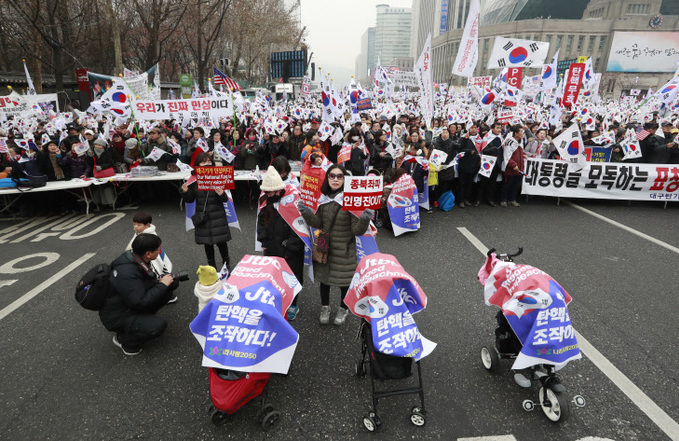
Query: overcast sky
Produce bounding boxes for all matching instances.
[300,0,413,86]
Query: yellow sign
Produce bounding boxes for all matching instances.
[577,56,589,63]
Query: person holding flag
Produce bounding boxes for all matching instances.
[500,125,526,207]
[257,166,306,321]
[296,165,373,326]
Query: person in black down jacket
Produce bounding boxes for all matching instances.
[457,125,481,208]
[257,166,305,321]
[99,233,178,356]
[370,129,394,173]
[181,152,233,270]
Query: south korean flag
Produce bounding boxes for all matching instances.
[488,37,550,69]
[621,129,642,161]
[553,123,587,171]
[478,155,497,178]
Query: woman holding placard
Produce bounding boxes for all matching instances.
[181,152,232,271]
[297,165,373,326]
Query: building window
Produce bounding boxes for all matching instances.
[577,36,584,51]
[588,36,596,52]
[626,4,650,15]
[556,35,563,48]
[484,38,489,53]
[566,36,573,51]
[599,36,607,52]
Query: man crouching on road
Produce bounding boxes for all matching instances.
[100,233,178,356]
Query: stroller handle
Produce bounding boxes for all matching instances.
[487,247,524,261]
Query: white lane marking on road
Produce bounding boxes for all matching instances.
[0,253,96,321]
[565,201,679,255]
[458,436,517,441]
[457,227,679,441]
[0,280,18,289]
[575,331,679,441]
[59,212,126,240]
[0,252,60,274]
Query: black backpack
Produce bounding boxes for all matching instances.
[75,264,112,310]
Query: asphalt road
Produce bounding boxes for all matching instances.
[0,191,677,441]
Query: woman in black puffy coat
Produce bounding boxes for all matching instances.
[181,152,232,270]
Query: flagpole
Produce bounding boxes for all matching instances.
[117,74,144,156]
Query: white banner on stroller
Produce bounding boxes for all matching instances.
[478,254,582,370]
[346,253,436,361]
[190,256,300,374]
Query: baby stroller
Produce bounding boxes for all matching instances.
[190,255,302,432]
[478,247,586,423]
[355,320,426,432]
[207,369,280,430]
[345,253,434,432]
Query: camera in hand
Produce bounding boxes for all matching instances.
[172,271,189,282]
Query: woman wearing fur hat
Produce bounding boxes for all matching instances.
[257,166,305,321]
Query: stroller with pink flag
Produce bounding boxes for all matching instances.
[478,247,586,423]
[190,255,301,431]
[345,253,436,432]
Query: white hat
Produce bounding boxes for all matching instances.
[259,166,286,192]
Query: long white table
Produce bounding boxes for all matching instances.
[0,162,304,217]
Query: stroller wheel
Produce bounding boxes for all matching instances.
[539,386,570,423]
[210,409,229,426]
[368,411,381,426]
[410,410,426,427]
[481,347,500,373]
[362,416,377,432]
[261,410,281,431]
[258,405,275,421]
[355,360,366,377]
[374,219,384,228]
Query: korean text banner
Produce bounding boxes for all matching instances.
[607,31,679,73]
[523,159,679,202]
[346,253,436,361]
[478,255,581,370]
[133,97,233,121]
[189,255,300,374]
[387,174,420,236]
[343,176,383,211]
[196,166,235,190]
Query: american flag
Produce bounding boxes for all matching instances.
[636,127,650,141]
[212,67,240,91]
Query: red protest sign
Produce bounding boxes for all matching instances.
[506,67,523,89]
[300,164,325,211]
[337,145,351,164]
[343,176,383,211]
[497,110,514,125]
[196,166,235,191]
[562,63,585,108]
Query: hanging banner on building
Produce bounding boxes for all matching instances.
[133,97,233,121]
[607,31,679,73]
[523,159,679,202]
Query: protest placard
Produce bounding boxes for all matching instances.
[343,176,383,211]
[196,166,235,191]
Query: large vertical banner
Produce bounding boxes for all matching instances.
[414,34,434,129]
[562,63,585,108]
[180,73,192,99]
[451,0,480,78]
